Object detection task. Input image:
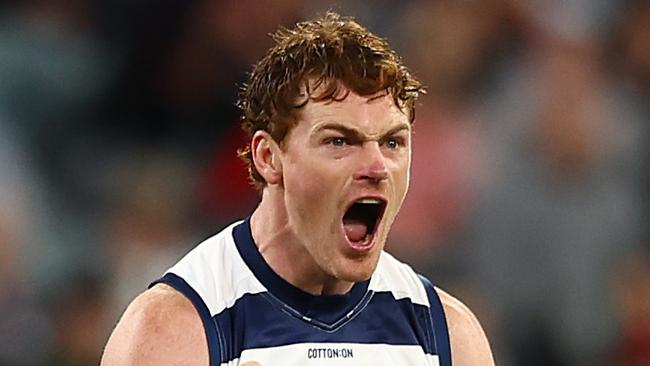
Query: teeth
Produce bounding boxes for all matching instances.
[356,198,381,204]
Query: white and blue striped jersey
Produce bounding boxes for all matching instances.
[151,219,451,366]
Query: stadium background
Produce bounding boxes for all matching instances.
[0,0,648,365]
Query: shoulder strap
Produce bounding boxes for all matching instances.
[418,275,452,366]
[150,273,223,366]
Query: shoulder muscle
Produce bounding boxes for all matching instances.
[101,283,208,366]
[436,287,495,366]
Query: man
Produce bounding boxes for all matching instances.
[101,12,494,366]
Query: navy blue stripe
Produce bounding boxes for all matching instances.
[213,290,436,362]
[150,273,222,366]
[232,218,371,324]
[419,275,452,366]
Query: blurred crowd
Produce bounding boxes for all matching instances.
[0,1,648,365]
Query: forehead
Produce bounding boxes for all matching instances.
[297,88,411,134]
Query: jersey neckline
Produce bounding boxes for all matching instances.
[232,217,372,325]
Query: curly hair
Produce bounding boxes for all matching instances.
[237,11,424,189]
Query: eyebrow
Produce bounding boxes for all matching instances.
[311,122,410,140]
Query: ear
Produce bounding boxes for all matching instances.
[251,130,283,186]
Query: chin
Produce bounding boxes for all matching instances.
[333,256,378,282]
[337,270,372,283]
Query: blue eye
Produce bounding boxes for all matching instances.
[386,138,399,149]
[330,137,346,146]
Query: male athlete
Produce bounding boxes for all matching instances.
[102,12,494,366]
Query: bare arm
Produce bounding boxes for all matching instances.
[436,288,495,366]
[101,284,209,366]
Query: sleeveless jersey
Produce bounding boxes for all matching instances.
[151,219,451,366]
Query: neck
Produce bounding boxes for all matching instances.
[250,188,355,295]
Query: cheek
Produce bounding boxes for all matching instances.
[384,154,411,223]
[283,156,341,221]
[285,156,330,196]
[390,153,411,196]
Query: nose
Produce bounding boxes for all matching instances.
[353,141,388,183]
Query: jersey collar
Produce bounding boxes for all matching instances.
[232,217,371,325]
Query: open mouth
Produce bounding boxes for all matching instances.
[342,198,387,247]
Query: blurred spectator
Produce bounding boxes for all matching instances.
[608,0,650,100]
[615,253,650,366]
[102,150,200,323]
[47,274,108,366]
[0,0,117,142]
[0,240,51,366]
[0,0,119,292]
[199,126,258,225]
[0,115,51,365]
[464,35,647,365]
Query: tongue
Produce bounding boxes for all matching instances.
[343,219,368,242]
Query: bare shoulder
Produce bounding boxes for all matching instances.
[101,283,208,366]
[435,287,495,366]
